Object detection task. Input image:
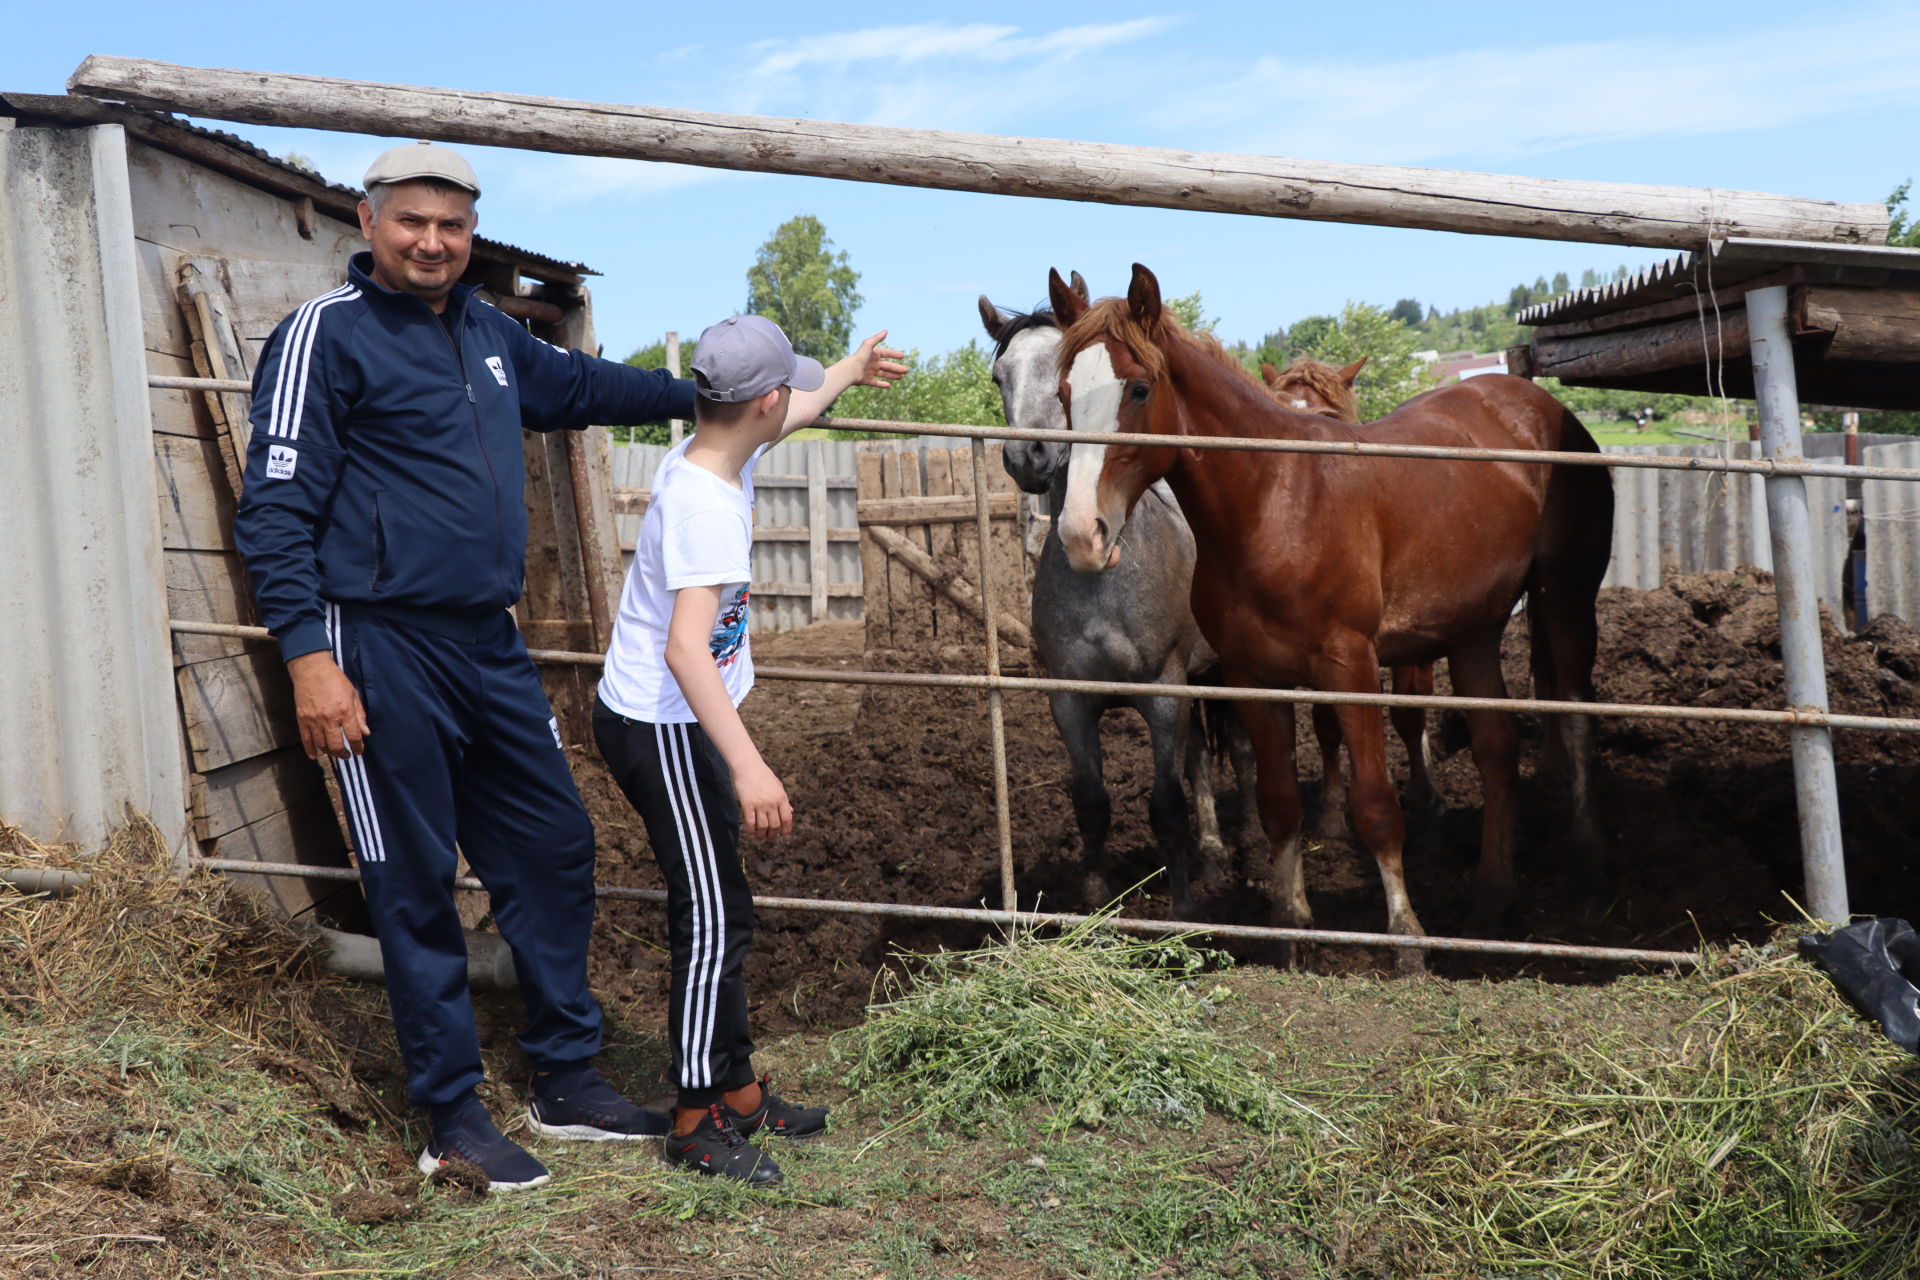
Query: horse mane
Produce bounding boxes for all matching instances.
[1268,356,1359,422]
[989,306,1061,359]
[1057,296,1263,392]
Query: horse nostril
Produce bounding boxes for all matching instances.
[1094,517,1110,547]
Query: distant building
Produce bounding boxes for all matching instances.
[1427,350,1509,384]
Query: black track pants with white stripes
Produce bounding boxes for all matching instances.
[593,700,757,1108]
[327,605,603,1107]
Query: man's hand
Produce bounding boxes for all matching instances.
[846,330,909,390]
[734,760,793,840]
[287,651,370,760]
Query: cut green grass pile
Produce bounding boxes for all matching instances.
[827,912,1318,1137]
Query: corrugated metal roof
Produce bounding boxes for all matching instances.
[0,122,188,853]
[1520,237,1920,328]
[0,91,598,280]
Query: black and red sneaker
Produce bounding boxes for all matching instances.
[662,1106,783,1185]
[722,1074,828,1140]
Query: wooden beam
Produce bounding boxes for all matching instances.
[1527,308,1752,383]
[67,57,1888,251]
[1795,286,1920,363]
[867,524,1031,650]
[858,493,1021,525]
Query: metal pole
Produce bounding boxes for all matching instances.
[1747,285,1848,922]
[138,377,1920,484]
[189,860,1697,968]
[163,621,1920,734]
[970,439,1018,915]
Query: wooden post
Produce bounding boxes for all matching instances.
[806,440,828,623]
[855,447,891,650]
[667,331,683,447]
[69,57,1889,251]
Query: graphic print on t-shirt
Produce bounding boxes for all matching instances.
[712,585,750,667]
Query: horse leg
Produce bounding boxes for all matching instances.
[1393,664,1443,815]
[1309,704,1348,838]
[1050,692,1113,909]
[1184,701,1228,866]
[1224,707,1262,860]
[1139,695,1197,917]
[1314,647,1426,976]
[1236,697,1308,938]
[1531,583,1608,898]
[1446,635,1521,933]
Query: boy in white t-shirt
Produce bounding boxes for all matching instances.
[594,314,906,1184]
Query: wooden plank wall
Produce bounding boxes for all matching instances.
[855,442,1031,655]
[126,138,366,924]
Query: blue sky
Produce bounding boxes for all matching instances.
[8,2,1918,361]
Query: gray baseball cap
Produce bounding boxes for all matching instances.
[690,315,826,403]
[363,142,481,196]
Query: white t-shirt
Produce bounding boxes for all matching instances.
[597,439,767,723]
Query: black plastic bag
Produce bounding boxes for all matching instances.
[1798,918,1920,1055]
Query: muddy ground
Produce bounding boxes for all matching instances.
[575,569,1920,1036]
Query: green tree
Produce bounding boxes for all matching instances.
[614,336,700,445]
[1287,302,1426,420]
[1888,181,1919,247]
[1389,298,1424,326]
[744,215,863,362]
[1165,290,1217,335]
[832,340,1004,431]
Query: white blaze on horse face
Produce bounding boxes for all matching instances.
[1060,344,1127,571]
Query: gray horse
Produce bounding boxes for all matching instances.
[981,285,1250,916]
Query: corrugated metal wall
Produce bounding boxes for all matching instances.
[1600,439,1868,618]
[0,124,186,852]
[1864,441,1920,626]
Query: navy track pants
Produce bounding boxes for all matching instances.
[325,603,603,1105]
[592,701,757,1109]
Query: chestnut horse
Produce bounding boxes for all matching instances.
[1260,357,1442,828]
[1049,265,1612,965]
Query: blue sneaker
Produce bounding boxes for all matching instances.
[417,1096,550,1192]
[527,1065,670,1142]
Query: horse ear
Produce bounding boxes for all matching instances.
[1127,263,1163,329]
[1338,357,1368,386]
[1260,363,1282,387]
[1069,270,1090,303]
[978,295,1006,341]
[1048,269,1087,325]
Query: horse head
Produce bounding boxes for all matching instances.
[1049,263,1185,574]
[1261,356,1366,422]
[980,272,1089,495]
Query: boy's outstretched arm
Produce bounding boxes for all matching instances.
[664,584,792,839]
[780,330,909,441]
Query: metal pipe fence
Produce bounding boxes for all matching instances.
[154,370,1918,961]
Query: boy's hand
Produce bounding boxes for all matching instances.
[848,330,909,390]
[735,761,793,840]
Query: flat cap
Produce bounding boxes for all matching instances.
[363,142,481,196]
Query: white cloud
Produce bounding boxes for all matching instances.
[1157,10,1920,166]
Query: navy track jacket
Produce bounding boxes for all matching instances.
[234,253,696,664]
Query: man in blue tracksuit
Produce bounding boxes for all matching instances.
[233,143,691,1190]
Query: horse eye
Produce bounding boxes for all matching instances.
[1128,382,1150,404]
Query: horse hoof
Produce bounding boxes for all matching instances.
[1393,946,1428,978]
